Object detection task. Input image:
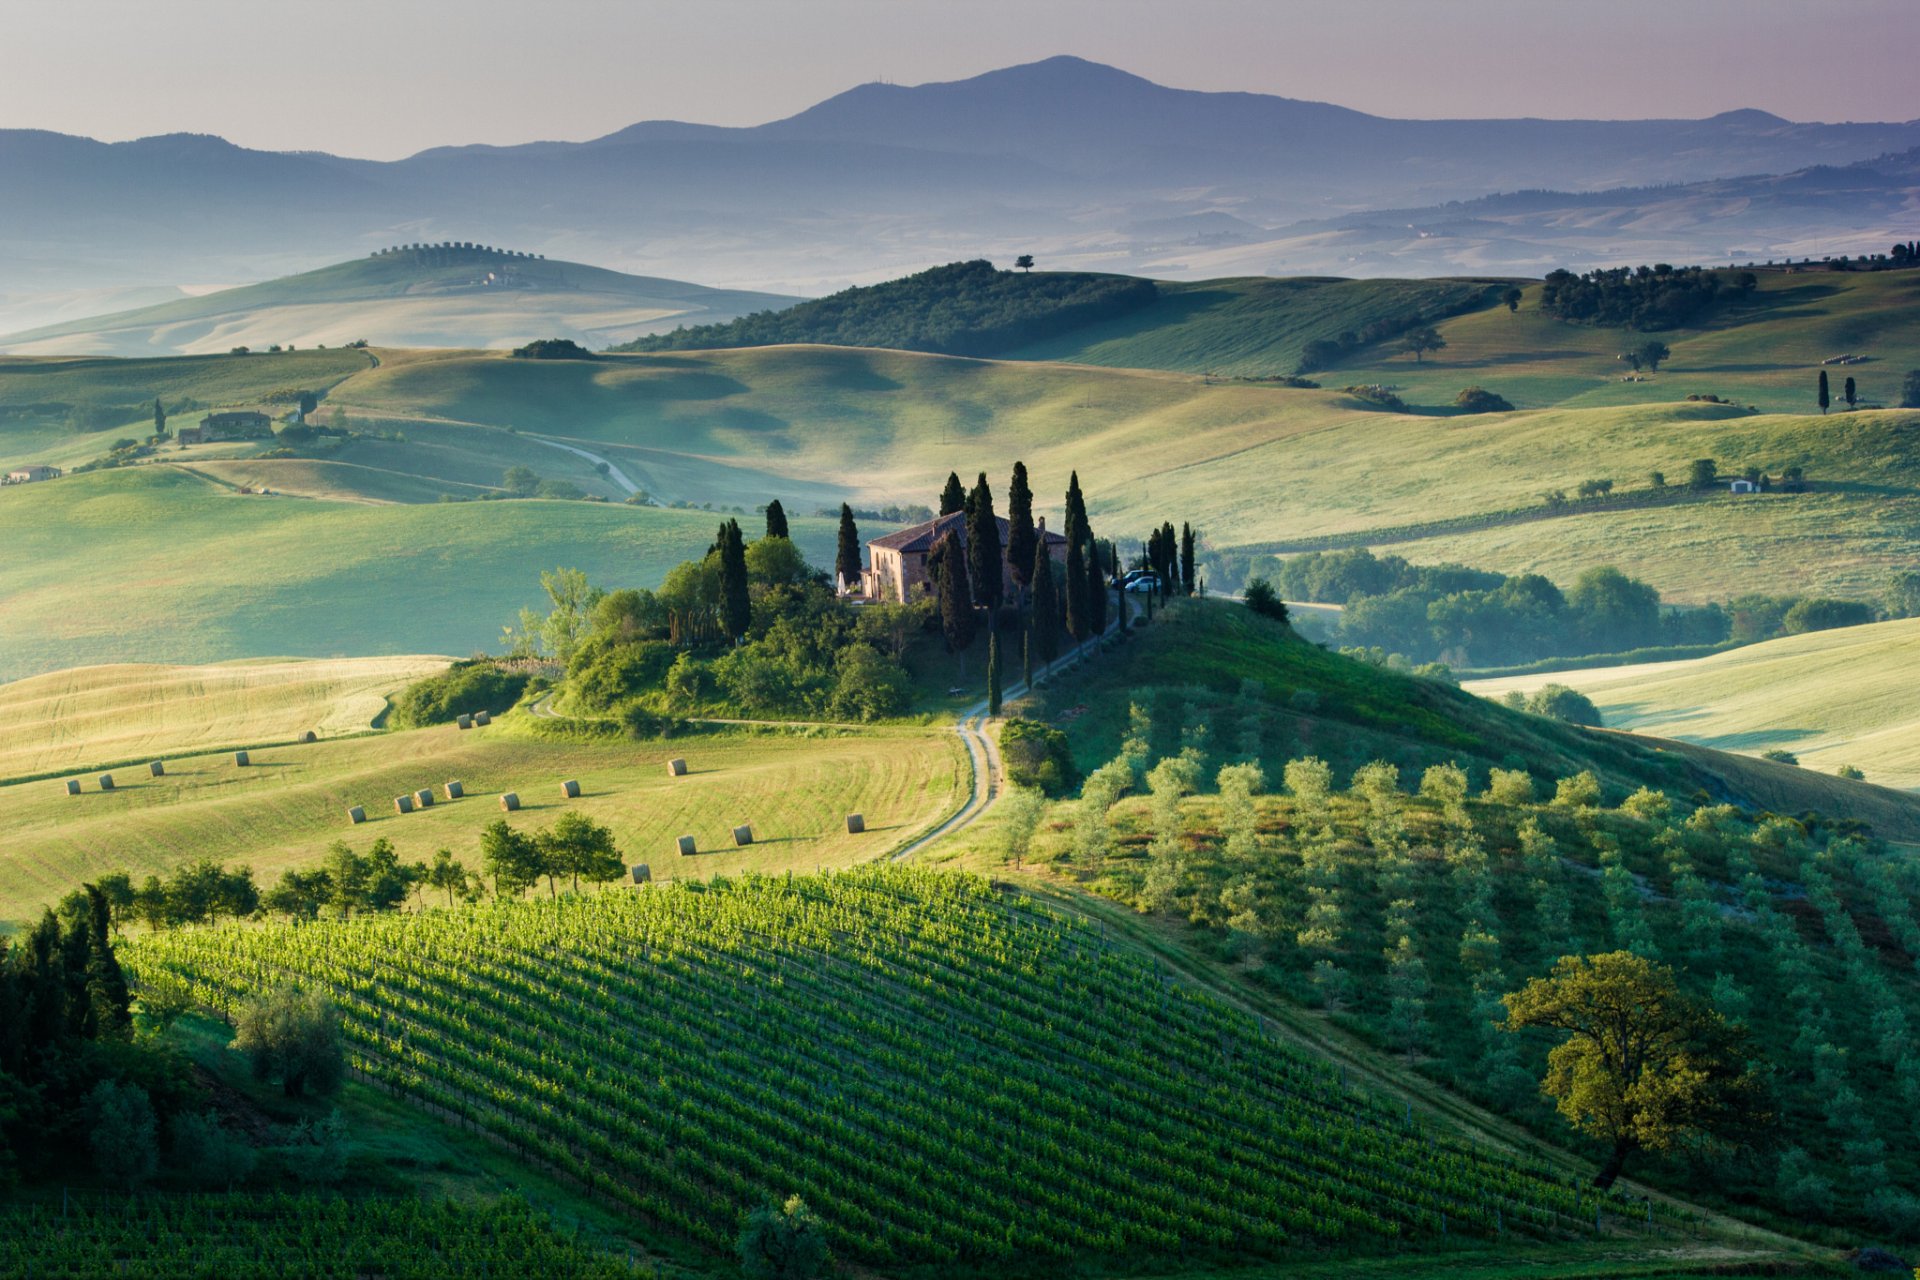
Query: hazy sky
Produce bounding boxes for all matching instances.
[6,0,1916,159]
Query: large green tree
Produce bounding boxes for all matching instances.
[1005,461,1036,592]
[835,504,861,593]
[538,811,624,893]
[764,499,790,540]
[1503,952,1766,1188]
[718,519,751,641]
[233,986,345,1099]
[966,472,1003,611]
[939,472,966,516]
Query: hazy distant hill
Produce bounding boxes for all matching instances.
[0,247,797,356]
[4,56,1916,302]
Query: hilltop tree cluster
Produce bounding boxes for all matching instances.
[1539,264,1755,330]
[616,260,1158,358]
[1275,548,1875,668]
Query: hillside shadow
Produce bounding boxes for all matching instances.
[817,364,904,392]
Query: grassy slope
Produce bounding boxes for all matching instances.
[0,254,796,356]
[1005,276,1511,376]
[1016,600,1920,840]
[1467,617,1920,788]
[0,466,845,680]
[0,715,963,924]
[0,655,450,781]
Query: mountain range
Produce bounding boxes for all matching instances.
[2,55,1916,313]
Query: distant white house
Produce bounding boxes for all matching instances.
[3,465,60,485]
[1729,478,1758,494]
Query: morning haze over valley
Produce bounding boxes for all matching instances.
[4,1,1920,1275]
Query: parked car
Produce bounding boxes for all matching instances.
[1123,574,1162,594]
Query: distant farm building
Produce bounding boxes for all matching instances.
[861,512,1067,603]
[178,411,273,445]
[1729,479,1759,494]
[4,465,60,485]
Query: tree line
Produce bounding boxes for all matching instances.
[1539,264,1756,330]
[615,260,1159,358]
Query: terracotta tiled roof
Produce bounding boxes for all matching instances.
[868,511,1068,554]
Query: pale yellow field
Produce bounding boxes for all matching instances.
[0,655,451,782]
[1466,617,1920,788]
[0,717,965,925]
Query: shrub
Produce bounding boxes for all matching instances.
[1552,771,1602,808]
[1527,684,1603,727]
[1000,719,1076,796]
[738,1195,831,1280]
[1485,768,1535,805]
[510,338,596,360]
[1837,764,1865,781]
[1761,748,1800,765]
[391,661,530,728]
[1243,577,1290,624]
[828,643,912,722]
[1453,387,1514,413]
[1781,598,1875,635]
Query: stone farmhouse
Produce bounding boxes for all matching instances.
[3,465,60,485]
[178,410,273,445]
[860,511,1067,603]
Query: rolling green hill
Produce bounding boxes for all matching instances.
[0,466,847,680]
[1466,617,1920,789]
[0,248,796,357]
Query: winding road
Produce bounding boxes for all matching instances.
[526,434,643,496]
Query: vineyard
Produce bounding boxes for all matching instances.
[125,867,1675,1269]
[0,1194,641,1278]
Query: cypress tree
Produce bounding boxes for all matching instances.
[85,885,131,1040]
[835,504,861,593]
[718,519,751,641]
[764,499,789,540]
[987,628,1003,715]
[1116,574,1130,633]
[1022,627,1033,689]
[1180,522,1196,596]
[1006,461,1036,590]
[1065,530,1089,642]
[152,398,166,437]
[966,472,1002,611]
[1084,533,1107,636]
[1818,369,1830,415]
[1064,471,1088,543]
[1845,376,1857,409]
[932,529,976,660]
[940,472,967,515]
[1030,541,1060,663]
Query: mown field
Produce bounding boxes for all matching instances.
[1467,617,1920,789]
[0,466,846,679]
[0,712,964,925]
[0,655,449,781]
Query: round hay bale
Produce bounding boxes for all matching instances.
[414,789,434,808]
[630,864,652,884]
[394,794,414,814]
[233,750,250,767]
[666,758,688,777]
[846,813,865,834]
[347,805,366,825]
[301,730,317,743]
[63,778,81,796]
[732,824,754,847]
[675,835,696,857]
[474,711,491,726]
[561,779,581,799]
[98,774,115,791]
[149,760,165,777]
[500,792,520,812]
[445,780,464,800]
[456,714,472,730]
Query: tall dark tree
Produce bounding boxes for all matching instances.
[931,529,976,659]
[764,500,789,541]
[1502,287,1523,313]
[1179,523,1196,596]
[1818,369,1830,415]
[1064,529,1089,643]
[987,629,1003,715]
[84,885,131,1041]
[152,398,166,437]
[1844,376,1857,409]
[966,472,1003,610]
[1064,471,1088,546]
[1022,628,1033,689]
[835,504,862,593]
[718,519,751,641]
[1006,461,1036,590]
[939,472,967,516]
[1030,541,1060,663]
[1084,532,1107,636]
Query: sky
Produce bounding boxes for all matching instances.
[5,0,1917,159]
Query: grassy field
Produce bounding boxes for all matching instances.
[0,712,964,925]
[0,466,846,680]
[0,655,450,781]
[0,252,796,357]
[1467,617,1920,788]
